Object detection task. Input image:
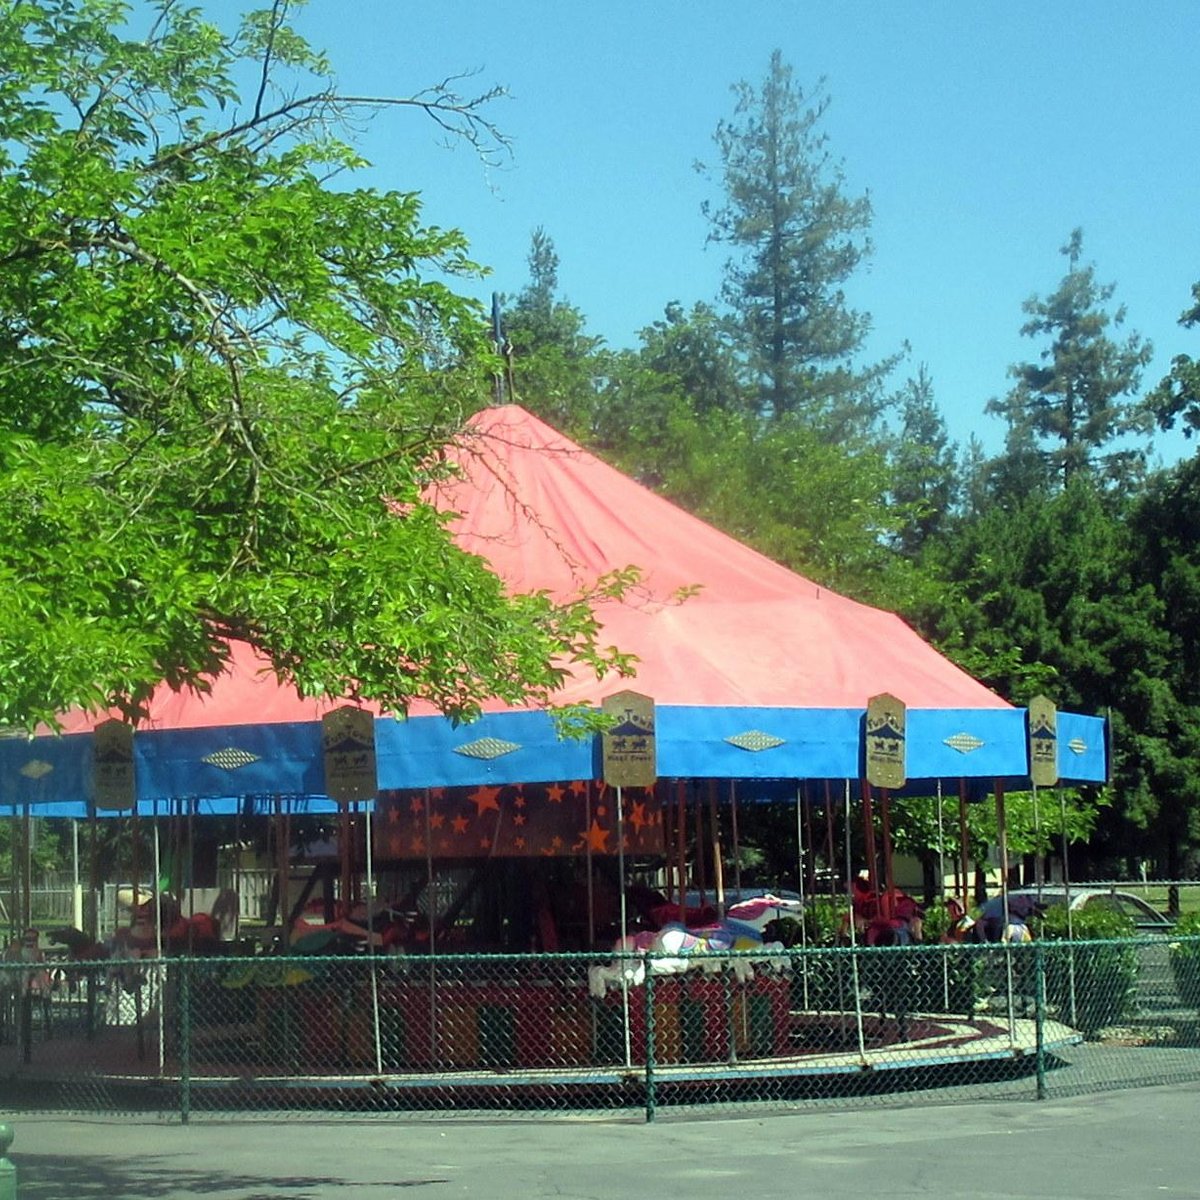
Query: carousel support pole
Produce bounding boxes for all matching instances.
[9,807,20,942]
[617,784,632,1070]
[803,783,816,898]
[21,805,31,938]
[694,782,707,907]
[824,782,837,900]
[19,807,31,1066]
[995,780,1017,1043]
[707,780,724,915]
[585,782,595,948]
[275,796,289,940]
[86,802,99,1039]
[153,811,164,1076]
[958,780,971,913]
[795,784,810,1012]
[186,798,196,956]
[339,801,351,918]
[362,799,383,1075]
[880,788,896,919]
[844,780,867,1060]
[131,807,146,1062]
[729,781,743,896]
[936,781,950,1010]
[71,819,82,933]
[1032,783,1043,896]
[676,781,687,912]
[1060,787,1078,1025]
[860,780,879,901]
[423,789,437,1065]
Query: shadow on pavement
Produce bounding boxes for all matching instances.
[15,1152,449,1198]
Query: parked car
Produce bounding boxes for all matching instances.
[1005,886,1173,932]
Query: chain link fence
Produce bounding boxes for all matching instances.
[3,936,1200,1120]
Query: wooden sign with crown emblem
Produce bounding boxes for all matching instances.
[93,718,136,811]
[322,705,378,804]
[601,689,656,788]
[865,693,906,789]
[1028,695,1058,787]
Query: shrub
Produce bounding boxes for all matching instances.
[1168,911,1200,1012]
[1038,905,1138,1037]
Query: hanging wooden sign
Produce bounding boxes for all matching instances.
[1028,695,1059,787]
[92,718,136,811]
[865,692,906,789]
[322,705,378,803]
[601,689,656,788]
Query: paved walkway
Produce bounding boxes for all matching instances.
[5,1081,1197,1198]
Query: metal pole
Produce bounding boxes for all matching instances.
[0,1122,17,1200]
[617,784,631,1069]
[643,967,656,1123]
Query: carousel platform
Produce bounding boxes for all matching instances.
[0,1005,1083,1112]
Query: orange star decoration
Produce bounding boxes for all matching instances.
[627,801,649,834]
[410,837,425,854]
[546,784,566,804]
[514,836,526,850]
[468,786,502,817]
[409,795,424,814]
[513,813,526,827]
[584,819,611,854]
[429,811,445,830]
[451,815,469,835]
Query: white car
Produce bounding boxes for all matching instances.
[1006,887,1173,932]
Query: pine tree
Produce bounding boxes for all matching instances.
[700,51,893,431]
[987,229,1152,493]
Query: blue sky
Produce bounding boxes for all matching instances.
[210,2,1200,462]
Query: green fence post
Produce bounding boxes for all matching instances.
[179,960,192,1125]
[644,966,656,1124]
[0,1123,16,1200]
[1034,941,1046,1101]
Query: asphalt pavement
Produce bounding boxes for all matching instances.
[5,1082,1199,1199]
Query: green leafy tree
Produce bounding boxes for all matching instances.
[986,229,1152,493]
[0,0,627,730]
[699,51,896,431]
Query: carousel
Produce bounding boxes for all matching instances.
[0,406,1108,1107]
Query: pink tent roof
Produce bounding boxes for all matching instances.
[435,405,1008,712]
[60,404,1007,734]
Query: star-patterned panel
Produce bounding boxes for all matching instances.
[375,782,663,859]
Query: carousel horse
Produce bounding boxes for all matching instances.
[0,932,53,1044]
[587,922,785,998]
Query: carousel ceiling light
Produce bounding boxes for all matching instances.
[1068,737,1088,755]
[944,732,984,754]
[454,737,521,760]
[725,730,786,752]
[201,747,262,771]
